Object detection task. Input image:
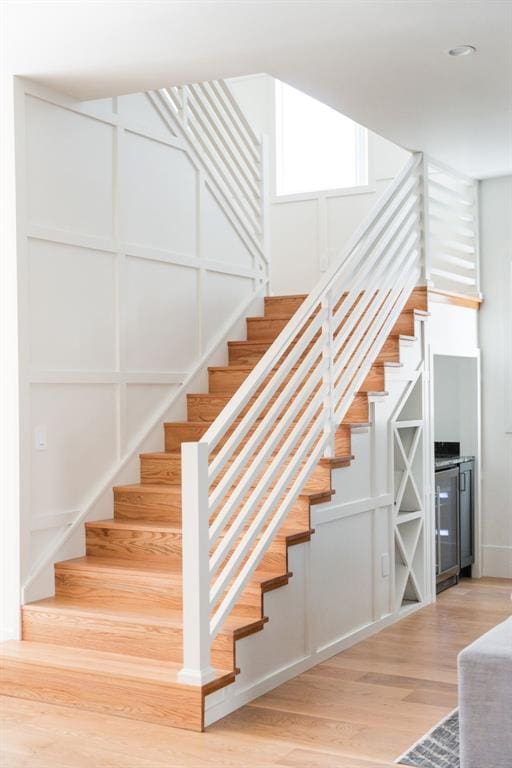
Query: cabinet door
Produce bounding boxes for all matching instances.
[435,468,459,576]
[459,461,474,568]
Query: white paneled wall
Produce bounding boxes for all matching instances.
[227,74,411,294]
[15,79,264,605]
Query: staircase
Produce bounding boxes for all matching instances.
[0,283,427,731]
[0,81,433,731]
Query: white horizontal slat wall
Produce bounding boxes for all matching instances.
[15,79,264,601]
[427,158,480,297]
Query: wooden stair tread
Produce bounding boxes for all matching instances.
[22,596,263,638]
[0,640,231,686]
[114,482,180,493]
[23,596,180,625]
[207,360,390,374]
[86,518,180,534]
[54,555,294,596]
[55,555,182,577]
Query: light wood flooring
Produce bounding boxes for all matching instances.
[1,577,511,768]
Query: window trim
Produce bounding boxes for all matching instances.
[272,80,372,203]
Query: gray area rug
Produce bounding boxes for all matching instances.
[397,709,459,768]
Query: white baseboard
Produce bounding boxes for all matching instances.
[482,545,512,579]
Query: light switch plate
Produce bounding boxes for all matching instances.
[35,426,47,451]
[381,553,390,577]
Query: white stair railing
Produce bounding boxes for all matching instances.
[178,151,425,685]
[149,81,268,284]
[423,156,480,297]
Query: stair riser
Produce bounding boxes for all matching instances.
[376,336,400,364]
[249,301,403,344]
[188,394,230,422]
[142,448,332,501]
[229,332,400,367]
[86,527,182,564]
[114,488,181,523]
[55,569,182,610]
[192,367,383,420]
[21,610,233,670]
[163,423,208,452]
[163,419,256,455]
[404,286,428,312]
[264,295,306,318]
[359,367,385,392]
[264,292,362,320]
[335,426,352,455]
[303,463,331,494]
[0,658,204,731]
[247,311,414,343]
[209,367,250,394]
[252,546,287,573]
[247,316,289,342]
[228,342,269,365]
[188,388,314,422]
[392,313,415,336]
[140,455,183,486]
[343,395,369,424]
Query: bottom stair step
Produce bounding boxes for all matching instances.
[0,640,234,731]
[21,597,266,669]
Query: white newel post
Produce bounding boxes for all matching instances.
[178,441,216,686]
[321,292,336,458]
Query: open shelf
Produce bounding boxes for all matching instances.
[392,370,426,611]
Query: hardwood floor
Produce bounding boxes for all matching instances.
[1,578,510,768]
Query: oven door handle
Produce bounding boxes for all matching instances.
[436,485,441,573]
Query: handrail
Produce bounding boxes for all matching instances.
[178,150,425,686]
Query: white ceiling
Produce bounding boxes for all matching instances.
[5,0,512,178]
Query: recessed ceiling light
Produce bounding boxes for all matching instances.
[448,45,477,57]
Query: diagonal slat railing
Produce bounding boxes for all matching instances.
[150,80,268,282]
[178,151,425,686]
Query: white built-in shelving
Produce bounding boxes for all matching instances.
[392,375,426,610]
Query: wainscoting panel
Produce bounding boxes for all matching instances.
[16,78,264,600]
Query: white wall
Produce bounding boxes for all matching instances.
[227,74,411,295]
[434,356,479,457]
[479,175,512,578]
[1,29,21,640]
[14,78,265,612]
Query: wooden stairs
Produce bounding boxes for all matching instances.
[0,287,428,731]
